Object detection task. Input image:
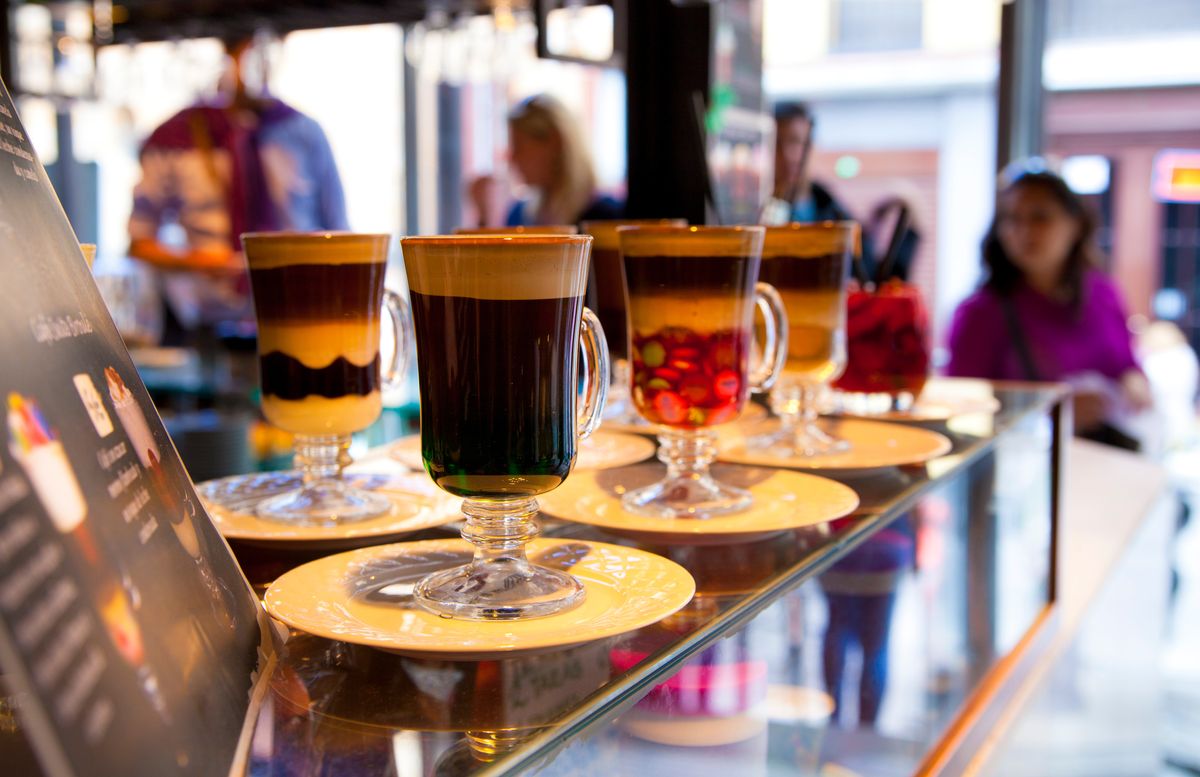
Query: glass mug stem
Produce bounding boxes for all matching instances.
[766,380,849,457]
[414,306,608,620]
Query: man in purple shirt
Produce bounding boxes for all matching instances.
[128,34,348,337]
[946,171,1150,434]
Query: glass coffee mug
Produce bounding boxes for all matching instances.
[619,225,787,519]
[402,234,608,620]
[581,219,688,425]
[752,222,857,456]
[242,233,411,524]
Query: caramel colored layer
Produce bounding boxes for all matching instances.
[261,392,382,436]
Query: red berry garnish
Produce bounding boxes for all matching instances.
[653,391,688,424]
[713,370,741,399]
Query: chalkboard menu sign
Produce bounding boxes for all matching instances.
[0,79,269,776]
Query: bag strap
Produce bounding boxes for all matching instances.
[1000,296,1041,381]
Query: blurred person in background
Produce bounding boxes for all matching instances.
[128,31,348,345]
[766,101,886,276]
[767,101,856,225]
[468,94,621,228]
[946,170,1151,448]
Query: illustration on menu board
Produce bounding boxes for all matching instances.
[7,392,87,534]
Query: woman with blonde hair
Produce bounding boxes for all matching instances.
[470,94,621,227]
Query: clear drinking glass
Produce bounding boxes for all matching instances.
[580,219,688,425]
[241,233,411,525]
[752,222,857,457]
[402,234,608,620]
[619,225,787,519]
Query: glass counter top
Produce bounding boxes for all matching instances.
[241,382,1067,777]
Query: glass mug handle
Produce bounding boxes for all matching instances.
[381,290,413,391]
[577,306,610,440]
[748,281,789,393]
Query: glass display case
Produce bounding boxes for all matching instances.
[241,383,1067,777]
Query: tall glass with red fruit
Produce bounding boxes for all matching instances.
[751,222,857,457]
[833,279,930,413]
[618,225,788,518]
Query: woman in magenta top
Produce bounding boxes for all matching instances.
[946,171,1150,433]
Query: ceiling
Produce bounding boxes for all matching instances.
[101,0,529,44]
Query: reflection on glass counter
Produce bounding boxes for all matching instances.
[241,384,1064,777]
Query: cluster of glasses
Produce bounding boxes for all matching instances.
[221,221,874,623]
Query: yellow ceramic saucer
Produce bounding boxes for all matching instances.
[387,430,657,472]
[264,538,696,659]
[601,401,767,436]
[538,464,859,545]
[199,466,459,549]
[718,417,952,473]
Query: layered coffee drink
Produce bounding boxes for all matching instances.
[244,234,389,436]
[404,237,591,499]
[623,252,760,428]
[753,223,857,458]
[759,249,850,383]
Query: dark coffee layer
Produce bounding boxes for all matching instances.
[585,247,628,360]
[622,254,760,298]
[259,351,381,400]
[411,291,583,499]
[759,252,847,290]
[249,262,386,322]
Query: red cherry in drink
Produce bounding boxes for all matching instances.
[653,391,689,425]
[680,373,713,405]
[713,369,741,399]
[710,340,738,370]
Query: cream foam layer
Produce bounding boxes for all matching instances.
[261,393,382,436]
[401,236,591,300]
[242,233,390,270]
[618,226,764,258]
[257,322,381,369]
[762,223,859,258]
[627,294,753,335]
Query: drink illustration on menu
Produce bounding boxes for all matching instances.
[105,366,161,469]
[7,391,87,533]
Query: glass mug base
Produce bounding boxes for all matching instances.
[414,497,586,621]
[748,422,851,458]
[835,390,918,416]
[253,433,393,525]
[414,560,585,621]
[256,481,392,526]
[621,473,752,519]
